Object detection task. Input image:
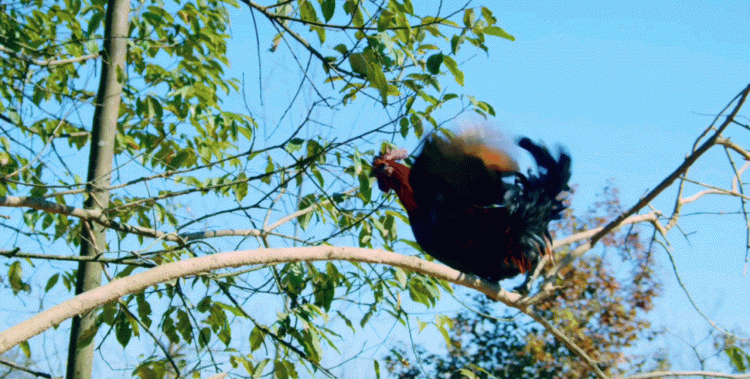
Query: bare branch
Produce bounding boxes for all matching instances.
[679,176,750,204]
[552,83,750,275]
[605,84,749,239]
[0,249,154,267]
[0,357,52,378]
[716,137,750,160]
[552,212,661,250]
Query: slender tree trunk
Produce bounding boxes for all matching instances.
[65,0,130,378]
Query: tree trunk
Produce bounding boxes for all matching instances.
[65,0,130,378]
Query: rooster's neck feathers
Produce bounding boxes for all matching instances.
[372,155,418,216]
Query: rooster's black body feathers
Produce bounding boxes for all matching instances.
[372,129,571,286]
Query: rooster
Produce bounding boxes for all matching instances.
[372,127,571,292]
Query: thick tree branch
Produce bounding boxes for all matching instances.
[0,246,521,355]
[552,212,661,250]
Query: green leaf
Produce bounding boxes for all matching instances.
[301,329,322,363]
[484,26,515,41]
[321,0,335,22]
[394,268,407,288]
[450,35,464,54]
[463,8,475,27]
[254,359,270,377]
[336,310,355,333]
[299,1,318,22]
[306,139,322,158]
[435,315,453,347]
[726,346,749,372]
[78,324,99,349]
[20,341,31,358]
[481,7,497,25]
[377,10,394,32]
[366,61,389,105]
[373,360,381,379]
[443,93,459,101]
[274,360,288,379]
[285,138,305,153]
[333,44,348,55]
[86,11,104,37]
[358,171,372,202]
[426,53,443,75]
[8,261,29,294]
[360,306,374,327]
[400,117,409,138]
[442,55,464,85]
[45,273,59,292]
[313,276,335,311]
[459,368,479,379]
[115,312,132,347]
[235,176,248,201]
[136,293,153,328]
[349,53,368,76]
[199,327,211,347]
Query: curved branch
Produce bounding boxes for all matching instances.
[243,1,465,32]
[0,246,521,354]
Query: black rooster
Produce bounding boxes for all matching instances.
[372,128,571,291]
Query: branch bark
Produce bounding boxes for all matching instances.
[66,0,130,378]
[0,246,522,355]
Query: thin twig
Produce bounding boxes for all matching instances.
[0,44,100,66]
[0,357,52,378]
[0,249,153,267]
